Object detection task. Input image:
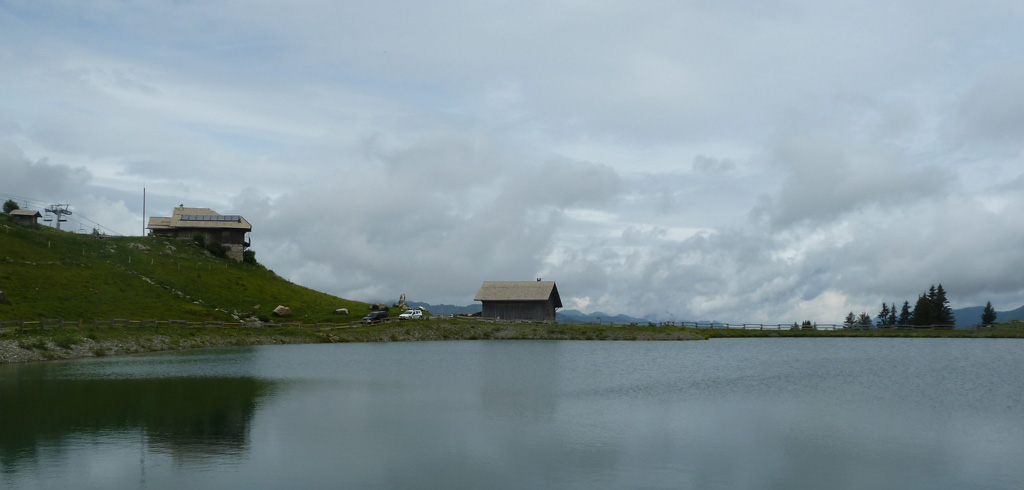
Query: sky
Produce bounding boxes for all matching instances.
[2,0,1023,323]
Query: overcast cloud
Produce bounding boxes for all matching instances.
[2,0,1023,323]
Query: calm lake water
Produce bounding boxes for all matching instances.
[2,338,1023,489]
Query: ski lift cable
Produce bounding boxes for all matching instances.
[71,212,121,236]
[1,192,122,236]
[0,192,51,210]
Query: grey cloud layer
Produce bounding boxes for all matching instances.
[233,135,623,304]
[2,1,1023,321]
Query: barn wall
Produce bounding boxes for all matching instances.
[481,300,557,322]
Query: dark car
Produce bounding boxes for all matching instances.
[361,311,388,324]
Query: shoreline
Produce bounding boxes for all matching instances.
[0,331,322,365]
[2,321,1021,365]
[0,322,705,365]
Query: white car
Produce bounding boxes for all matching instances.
[398,309,424,320]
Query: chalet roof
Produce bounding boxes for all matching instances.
[146,206,251,231]
[9,209,42,218]
[474,281,562,307]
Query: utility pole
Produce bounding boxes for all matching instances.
[45,204,72,230]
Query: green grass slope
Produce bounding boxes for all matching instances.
[0,214,385,323]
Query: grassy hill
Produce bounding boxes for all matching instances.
[0,213,382,323]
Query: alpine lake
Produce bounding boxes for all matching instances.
[2,338,1023,489]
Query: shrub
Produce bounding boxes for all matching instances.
[53,336,79,349]
[19,339,48,350]
[242,249,257,265]
[205,242,227,258]
[192,234,206,248]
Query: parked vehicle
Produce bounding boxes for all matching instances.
[398,309,424,320]
[361,311,388,324]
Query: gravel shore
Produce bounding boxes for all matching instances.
[0,322,704,365]
[0,333,321,365]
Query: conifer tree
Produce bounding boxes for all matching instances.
[898,301,912,326]
[982,301,997,325]
[877,303,891,327]
[858,312,873,329]
[912,293,934,326]
[887,303,897,326]
[844,311,857,329]
[933,284,954,326]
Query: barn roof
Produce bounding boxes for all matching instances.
[474,281,562,307]
[9,209,42,218]
[147,206,251,231]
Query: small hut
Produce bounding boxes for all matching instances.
[474,281,562,322]
[9,209,42,226]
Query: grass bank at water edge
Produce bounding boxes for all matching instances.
[0,321,706,364]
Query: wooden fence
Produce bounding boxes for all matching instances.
[563,319,1005,331]
[428,316,997,331]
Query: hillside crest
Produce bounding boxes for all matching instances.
[0,214,377,323]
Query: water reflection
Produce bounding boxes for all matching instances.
[0,361,274,470]
[2,340,1023,490]
[479,341,561,418]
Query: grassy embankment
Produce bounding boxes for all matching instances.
[0,212,375,323]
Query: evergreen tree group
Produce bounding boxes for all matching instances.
[911,284,954,326]
[875,302,898,327]
[842,311,875,329]
[864,284,957,328]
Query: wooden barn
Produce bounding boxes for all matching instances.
[474,281,562,322]
[9,209,42,226]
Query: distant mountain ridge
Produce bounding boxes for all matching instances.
[406,301,480,316]
[556,310,650,324]
[953,304,1024,327]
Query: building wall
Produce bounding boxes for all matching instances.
[149,228,248,261]
[223,244,245,261]
[481,300,557,322]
